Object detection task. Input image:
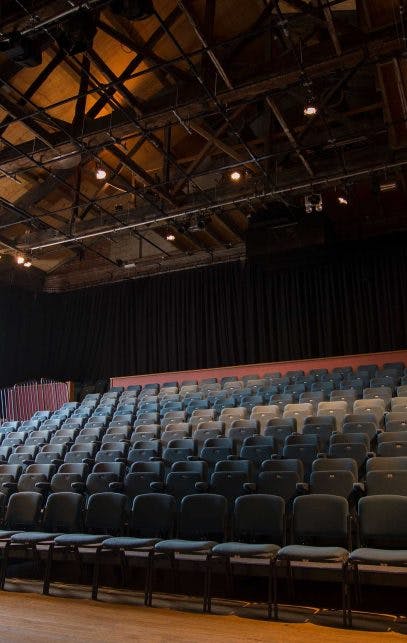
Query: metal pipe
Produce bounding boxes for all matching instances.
[14,1,111,37]
[29,156,407,250]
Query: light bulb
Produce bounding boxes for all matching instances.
[96,167,107,180]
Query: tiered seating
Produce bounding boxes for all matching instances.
[1,360,407,622]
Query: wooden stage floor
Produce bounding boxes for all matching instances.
[0,581,406,643]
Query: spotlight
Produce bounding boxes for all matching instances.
[304,98,317,117]
[110,0,154,20]
[338,195,348,206]
[230,170,242,182]
[16,256,25,265]
[166,232,175,241]
[304,194,323,214]
[23,260,32,268]
[96,167,107,181]
[188,213,207,232]
[379,181,397,192]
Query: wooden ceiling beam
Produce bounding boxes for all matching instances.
[86,6,182,120]
[97,19,190,86]
[0,34,401,174]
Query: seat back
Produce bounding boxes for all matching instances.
[365,471,407,496]
[4,491,43,530]
[234,494,285,544]
[85,492,127,534]
[358,495,407,548]
[309,470,355,498]
[256,471,299,503]
[130,493,176,538]
[179,494,227,541]
[377,441,407,457]
[43,492,85,532]
[368,456,407,474]
[261,458,304,480]
[292,493,349,547]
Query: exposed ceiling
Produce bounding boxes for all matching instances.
[0,0,406,291]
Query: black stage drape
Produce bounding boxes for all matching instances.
[1,239,407,386]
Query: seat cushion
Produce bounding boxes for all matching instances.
[0,530,20,539]
[155,539,216,553]
[277,545,349,563]
[10,532,58,544]
[54,533,110,546]
[101,536,160,549]
[350,548,407,565]
[212,542,280,557]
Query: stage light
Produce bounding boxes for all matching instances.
[188,214,207,232]
[23,260,32,268]
[96,167,107,181]
[305,194,323,214]
[338,195,348,206]
[110,0,154,20]
[16,256,25,265]
[304,98,317,117]
[0,34,42,67]
[166,232,175,241]
[379,181,397,192]
[230,170,242,182]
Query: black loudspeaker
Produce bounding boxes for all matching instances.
[110,0,154,20]
[245,203,327,267]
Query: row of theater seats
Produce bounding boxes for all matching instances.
[1,488,407,626]
[2,377,407,508]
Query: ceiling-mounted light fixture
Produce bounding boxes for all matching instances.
[304,95,317,117]
[379,181,397,192]
[230,170,242,182]
[166,232,175,241]
[16,255,25,265]
[96,166,107,181]
[305,194,323,214]
[188,213,207,232]
[0,34,42,67]
[23,260,32,268]
[110,0,154,20]
[337,195,348,206]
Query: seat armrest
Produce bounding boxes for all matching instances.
[150,481,165,492]
[149,456,162,462]
[353,482,365,493]
[271,454,282,460]
[114,457,127,463]
[243,482,256,493]
[2,482,17,491]
[195,481,208,492]
[187,456,202,461]
[22,458,34,466]
[227,455,240,460]
[51,458,64,466]
[316,453,327,459]
[296,482,309,494]
[83,458,94,466]
[367,452,375,459]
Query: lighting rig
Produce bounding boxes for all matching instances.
[0,1,155,66]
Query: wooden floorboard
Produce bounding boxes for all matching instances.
[0,581,405,642]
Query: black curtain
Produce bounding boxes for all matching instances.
[1,240,407,387]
